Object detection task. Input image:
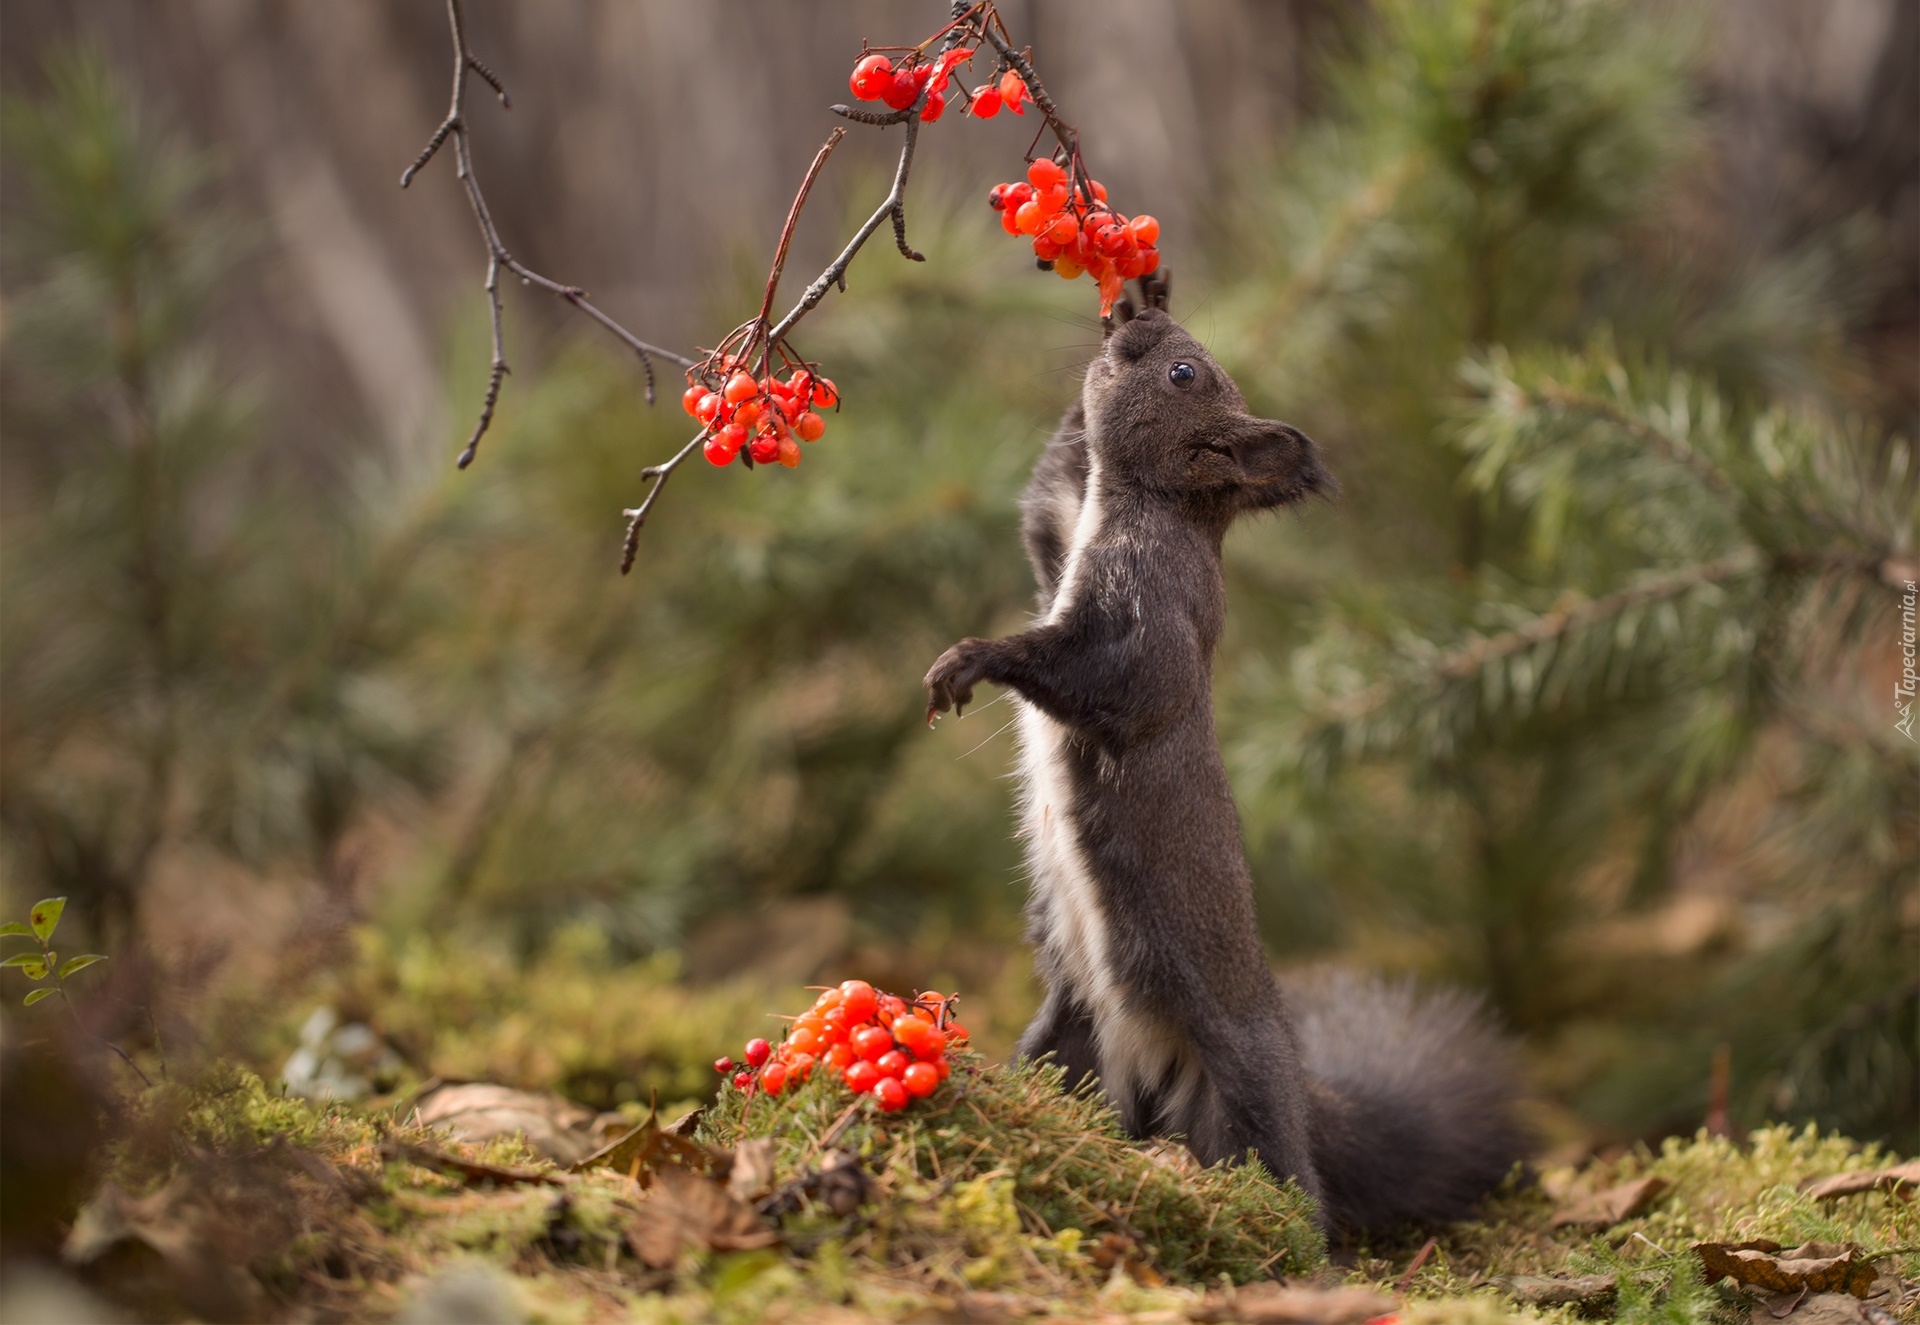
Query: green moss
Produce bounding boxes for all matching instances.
[700,1052,1326,1286]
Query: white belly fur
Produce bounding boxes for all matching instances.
[1015,450,1193,1118]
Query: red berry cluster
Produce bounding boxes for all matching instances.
[715,979,969,1114]
[681,359,838,469]
[989,158,1160,317]
[848,46,1029,124]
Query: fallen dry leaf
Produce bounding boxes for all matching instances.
[1551,1175,1670,1229]
[1695,1241,1880,1298]
[1800,1162,1920,1202]
[1748,1292,1900,1325]
[1496,1274,1618,1308]
[727,1138,778,1204]
[415,1083,599,1165]
[1188,1283,1396,1324]
[571,1105,716,1185]
[626,1167,780,1268]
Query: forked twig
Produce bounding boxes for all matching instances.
[405,0,1082,567]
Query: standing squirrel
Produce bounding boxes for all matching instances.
[923,289,1527,1237]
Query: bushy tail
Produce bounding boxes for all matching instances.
[1284,971,1530,1238]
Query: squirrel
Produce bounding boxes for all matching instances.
[923,285,1528,1238]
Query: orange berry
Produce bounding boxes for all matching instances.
[1127,214,1160,246]
[875,1049,909,1078]
[902,1062,939,1097]
[787,1025,822,1056]
[838,980,878,1023]
[1027,157,1066,191]
[723,371,758,404]
[777,435,802,468]
[795,411,826,442]
[845,1059,881,1093]
[761,1061,788,1095]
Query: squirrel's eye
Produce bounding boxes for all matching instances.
[1169,362,1196,388]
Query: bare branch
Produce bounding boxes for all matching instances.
[402,0,692,468]
[405,0,1112,566]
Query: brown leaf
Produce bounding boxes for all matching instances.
[625,1168,780,1269]
[1188,1283,1396,1324]
[1497,1274,1619,1308]
[1748,1292,1887,1325]
[415,1083,599,1165]
[727,1138,778,1204]
[570,1107,717,1184]
[1695,1241,1880,1298]
[1800,1162,1920,1202]
[1551,1175,1670,1229]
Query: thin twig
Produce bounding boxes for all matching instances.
[402,0,691,474]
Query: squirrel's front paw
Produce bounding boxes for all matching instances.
[924,639,992,724]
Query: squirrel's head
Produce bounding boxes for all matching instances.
[1082,309,1333,520]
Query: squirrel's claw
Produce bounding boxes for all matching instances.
[924,641,984,725]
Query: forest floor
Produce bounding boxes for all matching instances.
[19,1047,1919,1325]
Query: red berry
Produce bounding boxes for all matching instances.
[838,980,878,1022]
[681,384,706,417]
[776,435,802,468]
[919,90,946,122]
[747,430,777,464]
[1014,199,1048,236]
[744,1037,771,1067]
[913,63,933,85]
[703,435,734,466]
[872,1076,909,1112]
[1090,179,1109,203]
[1136,245,1160,274]
[852,1025,894,1062]
[882,68,919,110]
[850,53,892,101]
[732,1070,753,1091]
[875,1049,909,1078]
[1032,236,1063,262]
[1128,214,1160,246]
[695,392,722,425]
[761,1061,789,1095]
[1027,158,1066,192]
[845,1059,882,1093]
[723,371,757,405]
[901,1061,939,1098]
[935,1057,951,1080]
[988,183,1011,211]
[999,70,1028,114]
[970,86,1002,118]
[1046,213,1079,245]
[795,411,826,442]
[813,986,843,1013]
[893,1018,932,1054]
[826,1043,855,1072]
[714,1056,734,1074]
[787,1052,816,1081]
[787,1025,822,1056]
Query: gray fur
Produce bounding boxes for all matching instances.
[925,304,1527,1238]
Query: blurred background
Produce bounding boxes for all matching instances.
[1,0,1914,1152]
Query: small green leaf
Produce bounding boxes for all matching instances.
[29,897,65,942]
[0,922,31,938]
[23,987,54,1006]
[59,954,107,979]
[2,954,49,979]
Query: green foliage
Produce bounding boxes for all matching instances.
[1199,0,1914,1145]
[0,894,108,1008]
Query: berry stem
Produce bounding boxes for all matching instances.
[759,128,849,325]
